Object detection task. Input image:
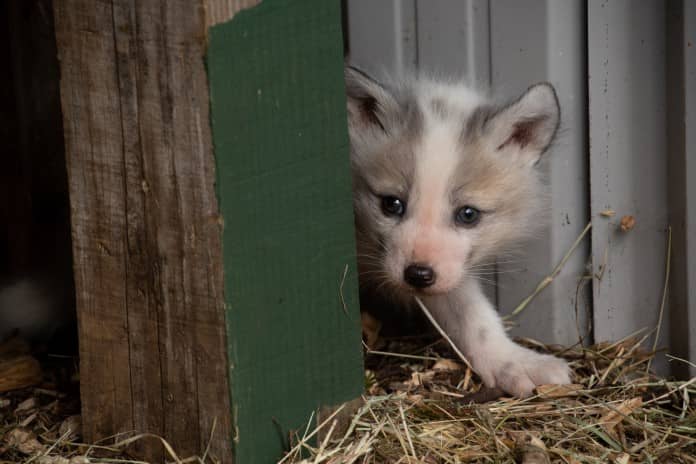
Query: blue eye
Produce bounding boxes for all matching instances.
[381,196,406,217]
[455,206,480,226]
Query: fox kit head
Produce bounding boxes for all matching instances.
[346,67,560,297]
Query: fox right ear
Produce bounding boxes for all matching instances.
[484,83,560,166]
[345,66,398,133]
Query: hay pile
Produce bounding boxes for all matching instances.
[2,332,694,463]
[282,333,696,463]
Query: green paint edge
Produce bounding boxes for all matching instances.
[207,0,364,461]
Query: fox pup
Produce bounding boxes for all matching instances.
[345,66,571,398]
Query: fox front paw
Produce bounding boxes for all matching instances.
[484,348,571,398]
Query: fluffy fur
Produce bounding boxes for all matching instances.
[346,67,570,398]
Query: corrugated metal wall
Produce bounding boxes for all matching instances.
[345,0,696,377]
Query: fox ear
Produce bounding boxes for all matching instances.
[345,66,399,133]
[485,83,560,165]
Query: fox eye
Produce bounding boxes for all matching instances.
[455,206,480,226]
[381,196,406,217]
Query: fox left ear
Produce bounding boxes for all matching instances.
[486,83,560,165]
[344,65,399,134]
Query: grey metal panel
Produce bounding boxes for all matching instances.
[684,0,696,377]
[667,0,696,378]
[415,0,490,89]
[345,0,416,75]
[491,1,590,346]
[588,1,670,371]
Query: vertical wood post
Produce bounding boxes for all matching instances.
[53,1,238,461]
[55,0,362,461]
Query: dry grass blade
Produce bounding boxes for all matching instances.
[278,404,345,464]
[647,225,671,373]
[413,296,473,371]
[398,401,417,459]
[535,383,584,399]
[507,221,592,319]
[599,397,643,436]
[110,434,183,464]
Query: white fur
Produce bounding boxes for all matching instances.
[390,108,570,396]
[387,115,474,293]
[422,280,570,398]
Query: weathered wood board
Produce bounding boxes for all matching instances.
[53,0,234,461]
[207,0,364,461]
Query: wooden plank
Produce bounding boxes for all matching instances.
[667,0,696,379]
[207,0,364,461]
[53,0,233,461]
[491,0,590,346]
[54,0,134,446]
[588,1,670,373]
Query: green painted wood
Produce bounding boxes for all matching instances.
[207,1,364,461]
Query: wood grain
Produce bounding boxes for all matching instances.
[53,0,236,461]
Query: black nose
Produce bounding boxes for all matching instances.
[404,264,436,288]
